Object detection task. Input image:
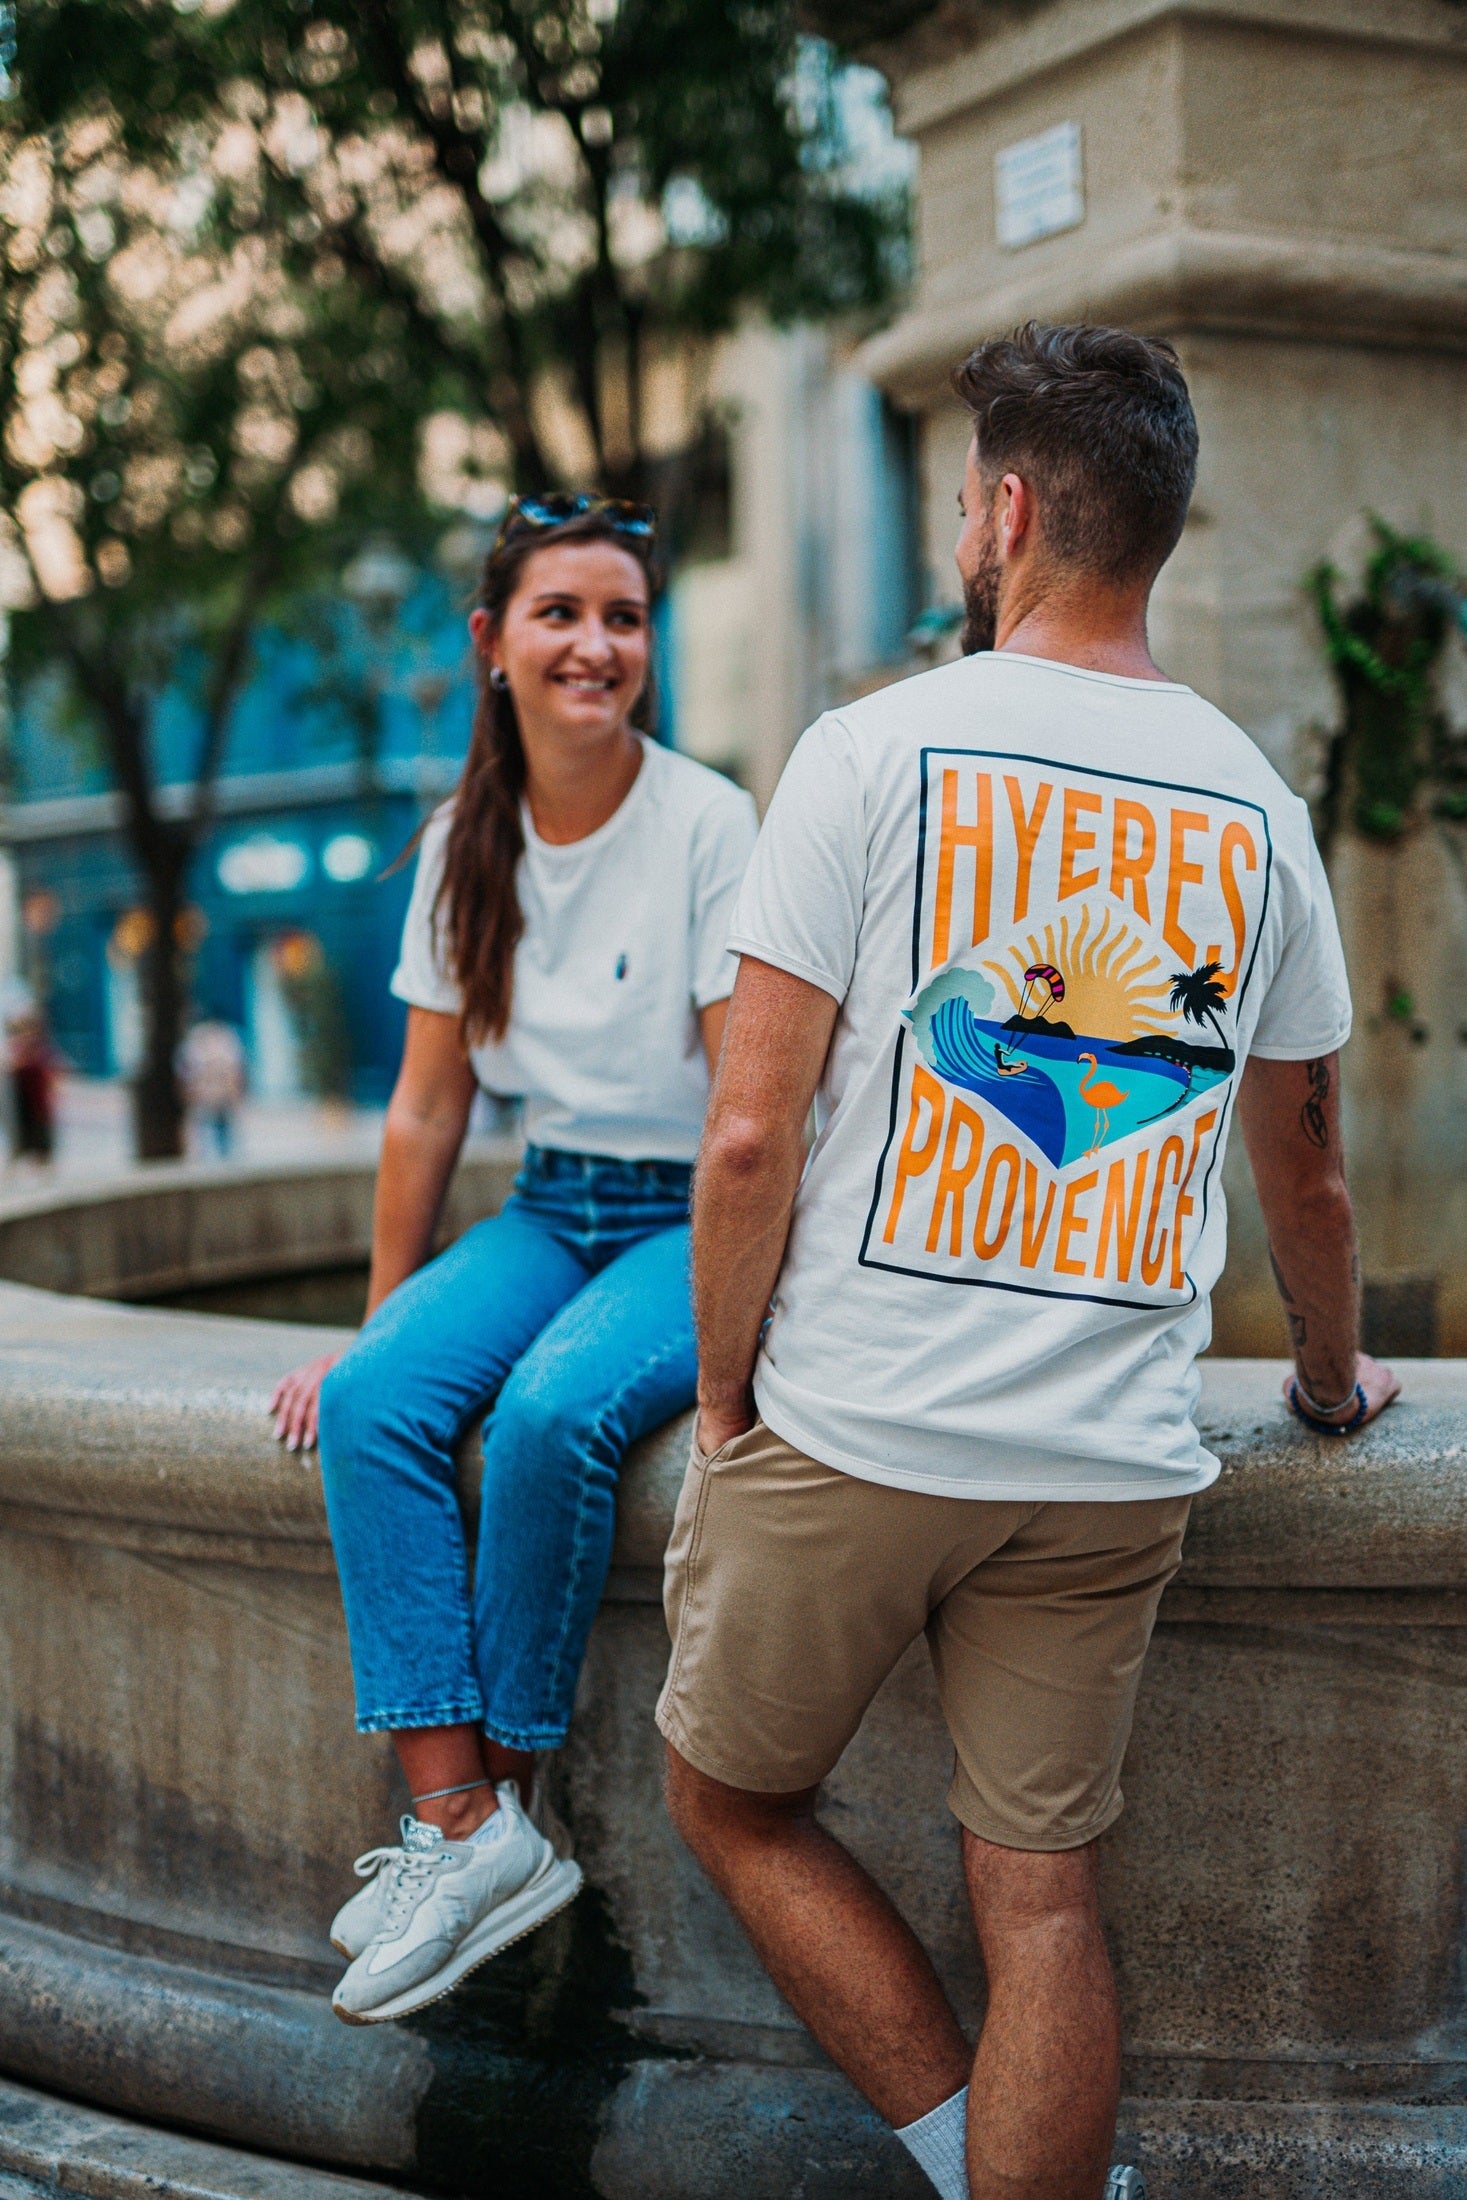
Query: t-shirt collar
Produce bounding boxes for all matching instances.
[991,651,1192,694]
[520,733,651,860]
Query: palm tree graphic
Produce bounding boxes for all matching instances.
[1168,960,1230,1048]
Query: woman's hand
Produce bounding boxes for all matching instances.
[270,1353,340,1453]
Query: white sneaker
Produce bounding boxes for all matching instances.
[1104,2170,1147,2199]
[331,1783,581,2025]
[329,1771,575,1960]
[330,1826,416,1961]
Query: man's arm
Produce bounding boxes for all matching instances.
[1236,1053,1399,1428]
[693,958,840,1453]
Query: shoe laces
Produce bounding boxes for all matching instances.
[378,1846,443,1930]
[350,1845,397,1883]
[351,1817,448,1923]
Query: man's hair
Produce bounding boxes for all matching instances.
[951,322,1198,585]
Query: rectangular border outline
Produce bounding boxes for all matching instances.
[856,746,1274,1310]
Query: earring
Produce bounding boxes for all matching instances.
[489,666,508,691]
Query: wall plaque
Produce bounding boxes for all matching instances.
[995,121,1085,250]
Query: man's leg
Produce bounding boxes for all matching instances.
[663,1749,970,2129]
[930,1496,1191,2198]
[656,1428,1028,2191]
[962,1833,1119,2200]
[664,1753,1119,2200]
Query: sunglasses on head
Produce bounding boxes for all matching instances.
[497,492,657,544]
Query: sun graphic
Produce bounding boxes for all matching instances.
[984,908,1172,1043]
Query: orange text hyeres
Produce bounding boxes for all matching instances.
[923,756,1263,991]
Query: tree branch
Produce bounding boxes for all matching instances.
[188,533,282,841]
[47,603,188,885]
[353,0,554,486]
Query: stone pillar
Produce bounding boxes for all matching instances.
[826,0,1467,1343]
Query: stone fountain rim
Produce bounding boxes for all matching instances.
[0,1271,1465,1589]
[0,1156,1464,1587]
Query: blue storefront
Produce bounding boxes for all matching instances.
[3,580,479,1105]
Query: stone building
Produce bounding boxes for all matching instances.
[808,0,1467,1348]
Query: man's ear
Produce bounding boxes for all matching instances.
[997,472,1034,559]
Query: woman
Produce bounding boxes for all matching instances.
[269,494,756,2026]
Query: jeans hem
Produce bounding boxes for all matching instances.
[355,1700,485,1735]
[482,1715,571,1753]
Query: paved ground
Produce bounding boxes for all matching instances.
[2,1075,386,1188]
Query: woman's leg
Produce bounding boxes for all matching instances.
[472,1221,698,1752]
[317,1204,589,1833]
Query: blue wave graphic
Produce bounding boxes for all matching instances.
[920,995,1227,1168]
[927,997,1068,1165]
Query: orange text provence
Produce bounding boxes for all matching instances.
[883,1064,1218,1294]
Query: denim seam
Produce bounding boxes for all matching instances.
[544,1334,687,1716]
[356,1696,485,1736]
[482,1333,691,1749]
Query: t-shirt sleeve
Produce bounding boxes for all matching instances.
[389,812,462,1016]
[727,714,865,1004]
[688,785,760,1009]
[1248,821,1352,1059]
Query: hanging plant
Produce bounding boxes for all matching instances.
[1310,518,1466,846]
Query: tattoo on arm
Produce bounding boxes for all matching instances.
[1301,1059,1330,1149]
[1270,1243,1309,1348]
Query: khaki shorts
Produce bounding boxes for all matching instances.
[656,1419,1189,1851]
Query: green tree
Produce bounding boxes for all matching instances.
[16,0,907,535]
[5,3,907,1157]
[0,103,436,1156]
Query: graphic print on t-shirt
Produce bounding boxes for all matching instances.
[859,748,1272,1309]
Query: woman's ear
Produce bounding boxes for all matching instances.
[468,607,494,661]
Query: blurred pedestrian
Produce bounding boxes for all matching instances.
[3,985,58,1167]
[180,1016,246,1158]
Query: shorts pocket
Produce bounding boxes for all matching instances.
[689,1416,764,1473]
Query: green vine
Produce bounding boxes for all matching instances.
[1310,517,1466,843]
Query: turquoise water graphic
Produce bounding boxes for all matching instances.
[911,990,1231,1170]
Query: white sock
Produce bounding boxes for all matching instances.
[467,1804,511,1846]
[895,2086,969,2200]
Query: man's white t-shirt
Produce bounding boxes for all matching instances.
[392,737,758,1164]
[730,653,1352,1501]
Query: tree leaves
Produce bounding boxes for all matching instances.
[10,0,908,503]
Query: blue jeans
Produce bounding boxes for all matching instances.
[318,1146,696,1750]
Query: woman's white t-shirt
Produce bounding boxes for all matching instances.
[392,737,758,1164]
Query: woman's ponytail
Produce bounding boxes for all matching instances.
[436,677,526,1045]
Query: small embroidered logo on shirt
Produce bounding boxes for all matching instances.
[615,954,628,980]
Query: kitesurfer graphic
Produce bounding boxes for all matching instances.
[994,963,1065,1075]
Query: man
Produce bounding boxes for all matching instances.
[657,322,1398,2200]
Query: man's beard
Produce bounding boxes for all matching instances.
[960,526,1001,654]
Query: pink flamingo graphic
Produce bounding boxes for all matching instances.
[1077,1053,1129,1156]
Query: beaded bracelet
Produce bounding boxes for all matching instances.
[1287,1379,1368,1436]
